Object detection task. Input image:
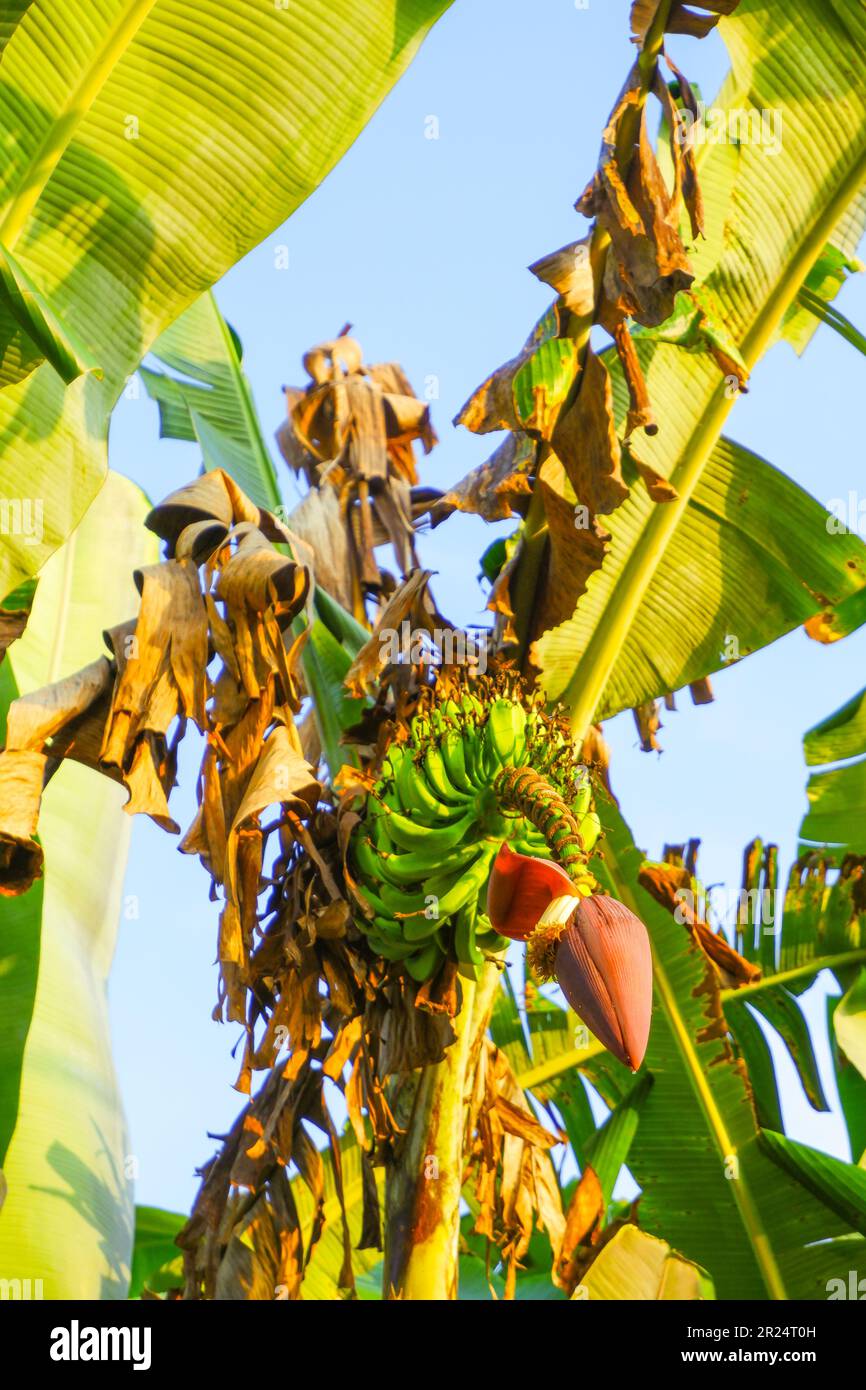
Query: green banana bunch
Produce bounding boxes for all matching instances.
[349,688,601,982]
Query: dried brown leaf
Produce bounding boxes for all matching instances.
[343,570,434,696]
[0,605,29,664]
[529,237,595,319]
[630,0,739,44]
[286,485,356,614]
[580,70,694,329]
[529,468,610,640]
[633,698,663,752]
[0,749,46,893]
[552,347,629,515]
[430,433,536,526]
[6,656,112,752]
[556,1164,605,1293]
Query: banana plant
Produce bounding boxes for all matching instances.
[0,471,157,1298]
[0,0,451,601]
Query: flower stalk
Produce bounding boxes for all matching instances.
[383,963,500,1299]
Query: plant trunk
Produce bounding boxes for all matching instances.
[382,962,500,1299]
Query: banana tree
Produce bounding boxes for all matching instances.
[124,0,866,1301]
[8,0,866,1305]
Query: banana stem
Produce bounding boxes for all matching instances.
[383,963,500,1299]
[494,765,588,880]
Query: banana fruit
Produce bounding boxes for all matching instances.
[349,689,601,982]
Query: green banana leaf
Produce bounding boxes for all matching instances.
[781,227,865,356]
[0,0,451,601]
[141,291,283,515]
[721,849,863,1119]
[588,800,866,1299]
[490,976,603,1167]
[129,1206,185,1299]
[522,0,866,726]
[724,839,866,1138]
[0,470,158,1298]
[801,684,866,853]
[758,1129,866,1235]
[539,433,866,716]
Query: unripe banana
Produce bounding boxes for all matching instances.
[380,806,477,854]
[396,751,464,823]
[423,746,472,806]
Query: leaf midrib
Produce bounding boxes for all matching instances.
[0,0,160,250]
[564,140,866,733]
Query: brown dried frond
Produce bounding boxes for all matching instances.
[276,334,437,620]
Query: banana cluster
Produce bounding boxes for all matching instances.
[349,693,601,982]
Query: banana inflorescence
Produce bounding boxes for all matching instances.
[348,689,602,982]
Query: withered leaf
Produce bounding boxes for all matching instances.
[344,569,435,697]
[690,676,714,705]
[454,349,529,436]
[302,335,364,384]
[494,1095,563,1149]
[552,347,629,516]
[529,237,595,319]
[630,0,740,43]
[0,749,46,894]
[556,1164,605,1293]
[6,656,112,752]
[527,464,611,642]
[0,605,29,665]
[633,698,663,752]
[614,322,657,438]
[146,469,260,549]
[580,69,694,329]
[429,433,536,527]
[659,58,704,239]
[638,858,761,986]
[281,338,435,605]
[225,725,320,900]
[285,485,355,613]
[217,524,309,617]
[627,446,679,502]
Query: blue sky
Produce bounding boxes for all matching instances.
[107,0,866,1213]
